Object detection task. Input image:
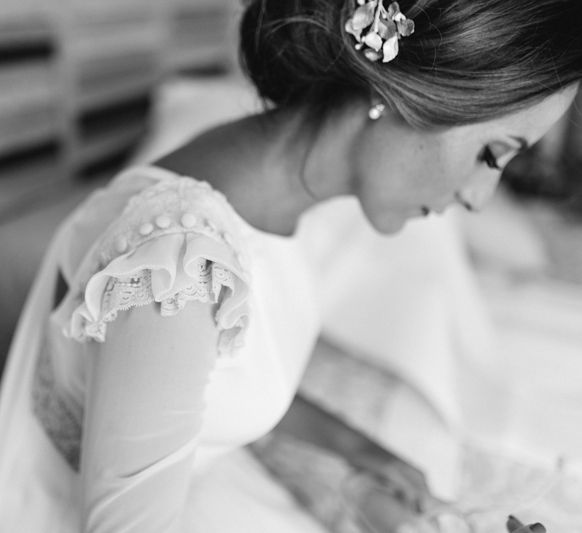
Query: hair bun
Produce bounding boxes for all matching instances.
[240,0,582,127]
[239,0,360,108]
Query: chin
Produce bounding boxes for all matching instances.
[357,199,411,235]
[368,214,409,235]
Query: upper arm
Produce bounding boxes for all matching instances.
[60,175,253,531]
[81,300,219,532]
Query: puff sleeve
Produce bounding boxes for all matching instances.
[66,175,251,358]
[63,175,252,532]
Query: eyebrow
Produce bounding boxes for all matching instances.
[510,136,530,152]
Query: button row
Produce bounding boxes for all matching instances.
[112,214,242,265]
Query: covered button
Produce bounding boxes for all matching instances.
[155,215,172,229]
[114,236,129,253]
[180,213,197,228]
[139,222,154,236]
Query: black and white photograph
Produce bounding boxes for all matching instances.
[0,1,581,531]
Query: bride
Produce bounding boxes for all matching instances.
[0,0,580,531]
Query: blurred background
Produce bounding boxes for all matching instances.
[1,0,582,528]
[0,0,241,369]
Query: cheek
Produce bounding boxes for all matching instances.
[423,143,479,198]
[354,126,478,212]
[389,144,461,199]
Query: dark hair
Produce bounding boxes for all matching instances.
[239,0,582,127]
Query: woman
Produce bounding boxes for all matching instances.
[0,0,580,531]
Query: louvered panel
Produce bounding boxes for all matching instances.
[78,94,151,140]
[0,17,54,58]
[0,0,238,217]
[0,0,52,19]
[173,6,229,43]
[61,8,162,112]
[0,142,64,220]
[165,2,233,72]
[74,51,158,110]
[61,0,156,20]
[63,7,157,44]
[0,17,60,157]
[0,102,59,158]
[71,122,145,170]
[72,93,151,171]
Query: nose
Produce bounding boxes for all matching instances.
[456,170,502,212]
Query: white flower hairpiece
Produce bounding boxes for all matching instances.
[345,0,415,63]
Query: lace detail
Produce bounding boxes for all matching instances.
[159,261,235,316]
[32,339,83,471]
[85,262,237,341]
[102,270,154,317]
[91,174,249,272]
[80,271,157,343]
[66,170,251,357]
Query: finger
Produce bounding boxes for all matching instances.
[514,523,546,533]
[355,454,430,495]
[360,464,426,508]
[507,515,524,532]
[357,484,417,530]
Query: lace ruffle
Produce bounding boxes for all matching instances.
[66,172,251,358]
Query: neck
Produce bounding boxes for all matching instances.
[154,104,362,236]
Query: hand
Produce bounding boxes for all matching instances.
[507,515,547,533]
[349,443,437,513]
[346,445,444,533]
[343,471,440,533]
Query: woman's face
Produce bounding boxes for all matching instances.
[353,85,578,234]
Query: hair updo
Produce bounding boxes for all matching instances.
[239,0,582,128]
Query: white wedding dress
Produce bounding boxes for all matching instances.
[2,76,582,533]
[0,165,329,532]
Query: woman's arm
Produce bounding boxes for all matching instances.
[275,394,432,506]
[81,301,218,533]
[276,400,549,533]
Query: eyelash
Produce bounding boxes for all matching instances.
[481,146,501,170]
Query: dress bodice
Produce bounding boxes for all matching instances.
[37,165,322,471]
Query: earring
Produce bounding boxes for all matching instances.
[368,103,386,120]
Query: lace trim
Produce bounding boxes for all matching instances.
[32,340,83,472]
[79,262,236,347]
[94,175,250,273]
[68,173,250,356]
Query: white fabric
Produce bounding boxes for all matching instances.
[129,77,582,526]
[3,75,582,531]
[0,165,325,532]
[64,173,251,355]
[295,200,494,497]
[297,195,582,508]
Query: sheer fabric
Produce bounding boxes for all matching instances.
[0,166,324,532]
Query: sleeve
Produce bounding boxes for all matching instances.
[66,178,251,358]
[81,300,217,533]
[62,180,252,531]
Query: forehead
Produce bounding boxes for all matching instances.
[480,84,579,142]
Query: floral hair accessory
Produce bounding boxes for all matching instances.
[345,0,415,63]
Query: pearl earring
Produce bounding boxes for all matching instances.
[368,103,386,120]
